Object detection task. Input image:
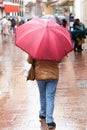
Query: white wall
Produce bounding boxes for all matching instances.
[74,0,86,23]
[74,0,81,19]
[83,0,87,26]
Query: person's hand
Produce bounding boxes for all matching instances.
[27,56,33,64]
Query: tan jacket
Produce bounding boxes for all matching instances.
[27,56,59,80]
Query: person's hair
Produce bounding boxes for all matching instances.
[73,18,80,27]
[62,18,67,27]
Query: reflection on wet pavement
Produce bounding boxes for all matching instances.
[0,33,87,130]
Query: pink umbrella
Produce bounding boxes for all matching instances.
[15,18,73,61]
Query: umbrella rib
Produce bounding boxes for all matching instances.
[17,26,44,43]
[53,26,72,43]
[35,28,47,58]
[15,18,73,61]
[50,27,72,56]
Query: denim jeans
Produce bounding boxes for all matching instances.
[37,80,58,123]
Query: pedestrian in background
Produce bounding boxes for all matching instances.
[2,16,10,42]
[62,18,68,28]
[11,18,16,32]
[0,19,2,33]
[72,18,87,52]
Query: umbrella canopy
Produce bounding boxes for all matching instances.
[15,18,73,61]
[41,14,56,21]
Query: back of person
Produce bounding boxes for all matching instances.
[35,60,59,80]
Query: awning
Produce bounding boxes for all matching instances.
[4,4,19,13]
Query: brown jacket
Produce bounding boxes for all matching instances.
[27,56,59,80]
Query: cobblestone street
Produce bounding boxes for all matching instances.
[0,33,87,130]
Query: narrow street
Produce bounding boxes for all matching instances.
[0,32,87,130]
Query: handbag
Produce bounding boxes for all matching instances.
[77,37,85,45]
[27,61,35,81]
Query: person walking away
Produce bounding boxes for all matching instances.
[15,18,19,27]
[62,18,68,29]
[2,17,10,42]
[11,18,16,32]
[27,56,59,129]
[7,18,12,32]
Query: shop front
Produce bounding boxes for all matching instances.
[0,1,19,18]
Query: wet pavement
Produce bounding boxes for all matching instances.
[0,33,87,130]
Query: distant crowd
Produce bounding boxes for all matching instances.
[0,15,87,50]
[0,16,25,34]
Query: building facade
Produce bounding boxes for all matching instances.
[12,0,24,16]
[0,0,24,19]
[25,0,74,18]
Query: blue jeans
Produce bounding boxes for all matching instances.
[37,80,58,123]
